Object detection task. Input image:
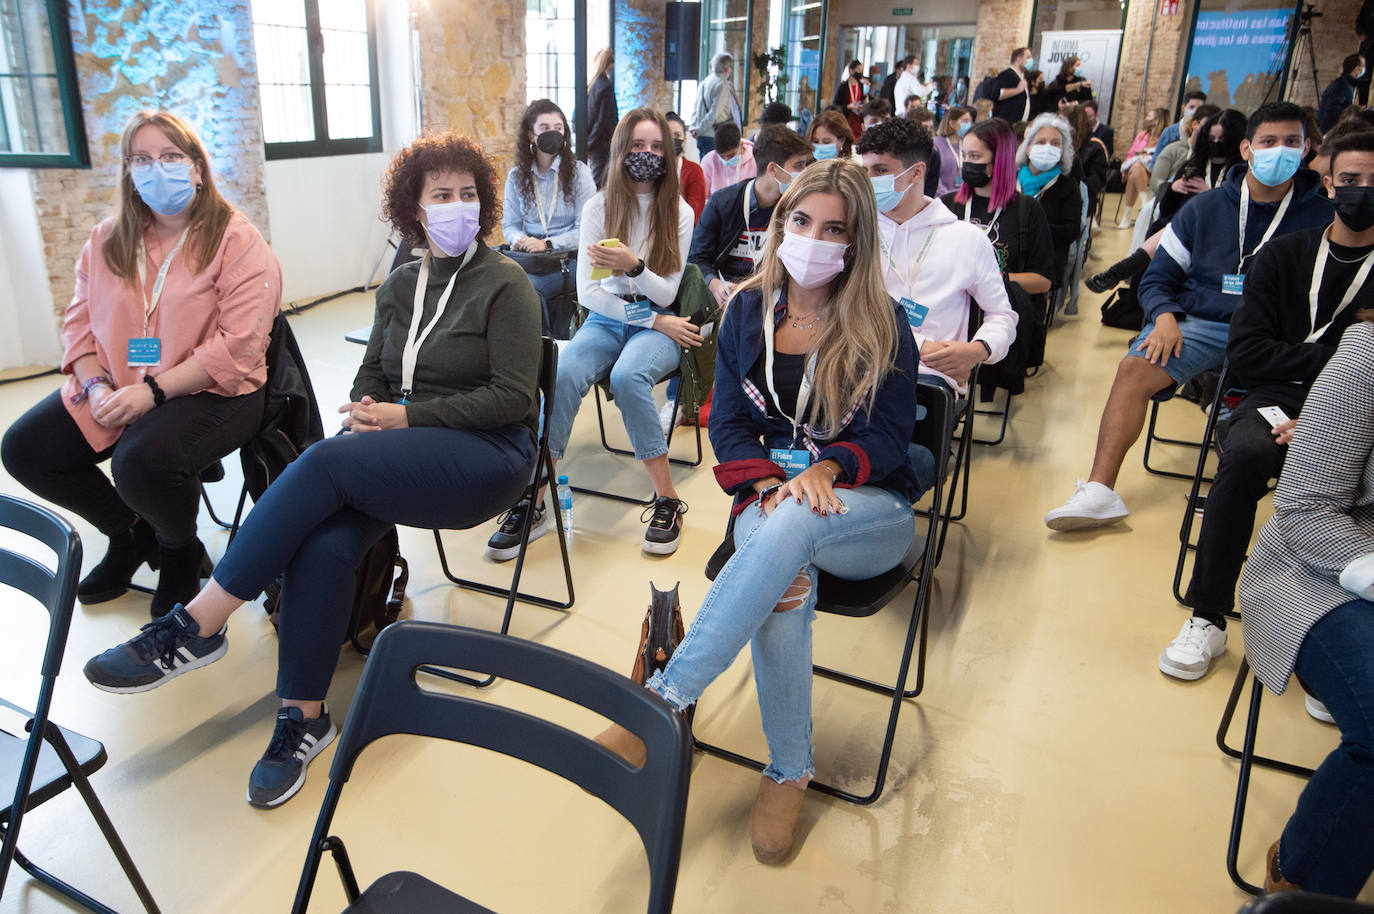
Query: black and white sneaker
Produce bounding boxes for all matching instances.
[83,605,227,694]
[641,496,687,555]
[485,499,549,562]
[247,705,337,809]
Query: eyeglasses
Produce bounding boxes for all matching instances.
[125,152,190,168]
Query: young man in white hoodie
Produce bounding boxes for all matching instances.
[856,116,1019,394]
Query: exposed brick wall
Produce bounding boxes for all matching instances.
[34,0,268,320]
[970,0,1035,84]
[1110,0,1193,142]
[746,0,774,125]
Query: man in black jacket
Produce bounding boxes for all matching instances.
[1159,129,1374,681]
[1319,54,1364,132]
[992,47,1034,123]
[688,126,814,307]
[1084,99,1114,158]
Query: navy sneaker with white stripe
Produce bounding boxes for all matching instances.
[83,605,227,694]
[248,705,337,808]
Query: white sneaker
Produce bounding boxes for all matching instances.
[1044,480,1129,531]
[1116,211,1133,229]
[1158,618,1227,680]
[1305,694,1335,724]
[658,401,677,437]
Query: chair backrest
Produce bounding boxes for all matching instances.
[317,621,690,912]
[914,380,955,483]
[0,495,82,681]
[538,336,558,429]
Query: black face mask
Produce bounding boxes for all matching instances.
[961,161,992,188]
[535,130,565,155]
[1334,185,1374,233]
[624,151,666,182]
[672,137,684,157]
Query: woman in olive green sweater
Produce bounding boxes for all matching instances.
[84,133,543,809]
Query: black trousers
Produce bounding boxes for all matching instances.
[1184,386,1305,624]
[1,387,265,548]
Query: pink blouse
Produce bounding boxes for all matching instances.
[60,213,282,451]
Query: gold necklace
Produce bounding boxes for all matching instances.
[788,309,825,331]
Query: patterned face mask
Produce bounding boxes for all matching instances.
[624,150,666,182]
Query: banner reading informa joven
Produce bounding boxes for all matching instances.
[1036,29,1124,121]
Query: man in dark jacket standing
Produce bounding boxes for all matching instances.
[688,127,814,307]
[1045,103,1334,534]
[1159,129,1374,681]
[1319,54,1365,132]
[992,47,1034,123]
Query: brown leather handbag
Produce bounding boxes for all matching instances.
[630,582,686,687]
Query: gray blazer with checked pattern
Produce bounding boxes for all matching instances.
[1239,320,1374,694]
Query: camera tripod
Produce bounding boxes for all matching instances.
[1265,3,1321,105]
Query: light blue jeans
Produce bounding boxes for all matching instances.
[549,311,680,461]
[647,485,916,783]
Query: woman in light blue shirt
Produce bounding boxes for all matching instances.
[502,99,596,337]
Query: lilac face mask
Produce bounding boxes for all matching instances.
[777,232,849,289]
[423,200,482,255]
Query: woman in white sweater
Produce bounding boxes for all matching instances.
[486,108,697,559]
[1238,318,1374,896]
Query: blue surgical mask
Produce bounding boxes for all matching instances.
[957,121,972,137]
[812,142,838,161]
[131,160,195,216]
[870,162,918,213]
[1028,144,1062,172]
[722,153,741,168]
[1024,56,1035,70]
[774,165,801,194]
[1248,145,1303,187]
[1074,66,1083,77]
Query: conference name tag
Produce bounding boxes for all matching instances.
[1221,273,1245,296]
[770,447,811,479]
[623,297,652,322]
[901,297,930,329]
[127,337,161,367]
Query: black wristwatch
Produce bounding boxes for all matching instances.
[544,239,553,251]
[977,340,992,358]
[626,258,646,278]
[143,374,166,406]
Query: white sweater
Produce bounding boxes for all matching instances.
[877,197,1019,392]
[576,191,694,327]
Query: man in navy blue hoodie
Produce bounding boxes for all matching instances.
[1046,103,1334,532]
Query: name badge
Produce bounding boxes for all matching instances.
[901,297,930,329]
[1221,273,1245,295]
[128,337,161,366]
[769,447,812,479]
[623,297,652,322]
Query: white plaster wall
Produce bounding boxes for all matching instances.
[0,170,61,369]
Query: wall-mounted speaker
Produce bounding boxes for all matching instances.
[664,3,702,82]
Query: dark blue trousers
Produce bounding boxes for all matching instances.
[213,424,536,700]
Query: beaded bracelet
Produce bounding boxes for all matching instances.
[70,375,112,406]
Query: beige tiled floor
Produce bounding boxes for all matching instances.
[1,211,1366,913]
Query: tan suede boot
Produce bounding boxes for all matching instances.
[594,723,646,767]
[748,775,806,864]
[1264,840,1301,893]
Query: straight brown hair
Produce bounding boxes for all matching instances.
[102,110,233,282]
[602,108,682,277]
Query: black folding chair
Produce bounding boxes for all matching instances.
[290,621,691,913]
[1171,360,1233,606]
[1240,893,1374,913]
[1217,657,1318,896]
[1142,368,1225,482]
[0,495,161,914]
[694,380,953,805]
[430,337,576,687]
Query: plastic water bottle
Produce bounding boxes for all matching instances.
[556,475,574,536]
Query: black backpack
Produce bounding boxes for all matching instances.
[1100,286,1145,331]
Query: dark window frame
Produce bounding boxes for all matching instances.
[0,0,90,169]
[257,0,383,161]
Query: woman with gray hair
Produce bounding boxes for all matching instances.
[1016,112,1085,288]
[691,53,741,156]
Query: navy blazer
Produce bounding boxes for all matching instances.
[708,286,921,512]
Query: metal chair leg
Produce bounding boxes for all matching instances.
[572,380,703,505]
[1143,400,1217,482]
[971,390,1012,447]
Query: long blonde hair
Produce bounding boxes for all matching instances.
[590,47,614,82]
[603,108,683,276]
[734,158,900,438]
[102,110,233,281]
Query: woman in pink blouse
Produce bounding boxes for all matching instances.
[2,110,280,618]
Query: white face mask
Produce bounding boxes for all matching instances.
[777,232,849,289]
[1028,144,1062,172]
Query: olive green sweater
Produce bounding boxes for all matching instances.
[350,243,541,437]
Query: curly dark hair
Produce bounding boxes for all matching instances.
[512,99,577,208]
[382,132,500,247]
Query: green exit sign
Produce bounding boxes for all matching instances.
[893,7,913,14]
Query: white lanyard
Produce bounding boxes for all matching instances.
[135,228,190,335]
[401,243,477,400]
[877,222,940,301]
[531,166,556,238]
[1306,228,1374,343]
[1237,179,1293,273]
[741,180,760,267]
[965,197,1003,237]
[945,136,963,171]
[762,291,816,446]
